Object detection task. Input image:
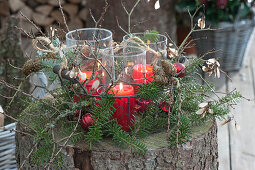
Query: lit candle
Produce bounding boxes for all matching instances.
[110,82,135,131]
[133,64,154,84]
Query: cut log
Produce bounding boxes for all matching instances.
[9,0,25,12]
[50,10,66,25]
[20,20,40,35]
[78,8,88,21]
[68,0,82,4]
[0,0,10,16]
[68,17,83,30]
[48,0,65,6]
[63,4,79,17]
[35,0,48,4]
[16,120,218,169]
[19,6,33,20]
[32,12,54,26]
[26,0,40,9]
[35,5,54,16]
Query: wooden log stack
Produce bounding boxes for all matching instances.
[0,0,88,35]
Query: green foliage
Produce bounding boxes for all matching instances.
[185,57,203,75]
[132,104,168,138]
[140,30,160,43]
[168,113,191,146]
[31,140,64,169]
[176,0,254,25]
[136,81,163,101]
[107,121,147,154]
[59,120,85,144]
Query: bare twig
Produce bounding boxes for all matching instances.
[0,80,61,114]
[89,0,109,28]
[19,142,40,169]
[121,0,141,33]
[195,72,221,99]
[165,32,178,49]
[58,0,69,32]
[220,69,232,82]
[20,12,45,36]
[116,17,129,35]
[44,112,81,169]
[167,82,174,138]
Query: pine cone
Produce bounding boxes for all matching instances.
[154,75,169,86]
[161,59,177,77]
[22,53,57,76]
[22,58,43,76]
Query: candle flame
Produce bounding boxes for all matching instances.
[154,0,160,10]
[147,40,151,45]
[120,82,123,91]
[102,72,105,76]
[125,67,128,74]
[97,62,100,68]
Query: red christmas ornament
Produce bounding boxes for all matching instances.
[135,98,150,112]
[173,63,186,78]
[217,0,228,9]
[159,101,172,112]
[80,114,93,131]
[199,0,207,5]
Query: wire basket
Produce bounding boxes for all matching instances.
[192,19,255,71]
[0,122,17,170]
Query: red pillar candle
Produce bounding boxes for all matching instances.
[133,64,154,84]
[110,83,135,131]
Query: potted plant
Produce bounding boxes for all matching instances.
[176,0,255,71]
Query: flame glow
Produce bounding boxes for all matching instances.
[120,82,123,91]
[154,0,160,10]
[125,67,128,74]
[147,40,151,44]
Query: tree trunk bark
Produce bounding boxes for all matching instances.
[0,15,29,120]
[86,0,177,42]
[16,120,218,170]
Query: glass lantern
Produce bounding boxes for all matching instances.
[123,32,167,61]
[65,28,113,89]
[102,46,147,86]
[101,46,146,131]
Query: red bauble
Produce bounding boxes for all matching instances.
[80,114,93,131]
[199,0,207,5]
[173,63,186,78]
[217,0,228,9]
[159,101,172,112]
[135,98,150,112]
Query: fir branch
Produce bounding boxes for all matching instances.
[108,122,147,154]
[136,82,163,101]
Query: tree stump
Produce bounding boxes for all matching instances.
[16,120,218,170]
[86,0,177,42]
